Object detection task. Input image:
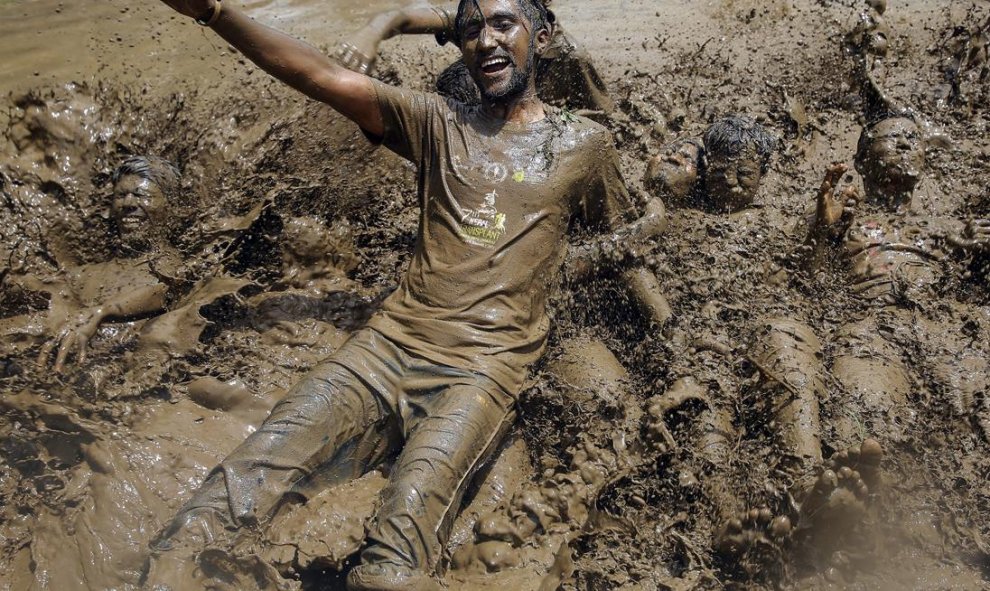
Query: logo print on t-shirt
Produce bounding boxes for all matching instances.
[458,188,507,248]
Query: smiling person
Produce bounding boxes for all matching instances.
[336,0,614,112]
[148,1,655,589]
[31,155,181,372]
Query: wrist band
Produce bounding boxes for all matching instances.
[196,0,222,26]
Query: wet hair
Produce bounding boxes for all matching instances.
[111,155,181,201]
[436,61,483,105]
[453,0,553,46]
[702,115,776,174]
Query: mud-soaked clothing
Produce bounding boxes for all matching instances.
[433,10,614,112]
[366,81,633,393]
[843,213,950,304]
[159,85,631,579]
[162,329,514,573]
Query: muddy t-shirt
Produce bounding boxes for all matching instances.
[365,81,633,393]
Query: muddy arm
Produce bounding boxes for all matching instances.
[336,4,456,73]
[945,218,990,253]
[40,283,168,372]
[620,267,673,326]
[159,0,383,136]
[617,198,672,325]
[802,163,858,272]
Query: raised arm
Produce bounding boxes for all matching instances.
[160,0,383,136]
[802,163,860,272]
[336,3,457,74]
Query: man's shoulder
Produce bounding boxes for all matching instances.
[373,79,450,114]
[551,109,614,149]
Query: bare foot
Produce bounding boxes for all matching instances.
[715,507,792,575]
[799,439,882,523]
[793,439,883,572]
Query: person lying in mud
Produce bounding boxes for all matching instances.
[5,156,183,373]
[148,1,661,589]
[697,113,988,578]
[803,112,990,442]
[643,115,775,213]
[336,0,614,113]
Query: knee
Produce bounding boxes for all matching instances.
[749,318,825,396]
[272,368,366,423]
[750,318,823,369]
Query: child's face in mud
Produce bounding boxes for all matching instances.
[645,140,701,202]
[704,146,764,212]
[112,174,166,236]
[459,0,547,103]
[858,117,924,197]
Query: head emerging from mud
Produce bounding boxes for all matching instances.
[454,0,553,104]
[703,115,775,212]
[110,155,180,253]
[854,115,925,209]
[644,138,704,205]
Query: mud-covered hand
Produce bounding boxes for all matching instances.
[38,307,105,373]
[948,218,990,251]
[334,27,382,74]
[159,0,217,21]
[814,163,860,229]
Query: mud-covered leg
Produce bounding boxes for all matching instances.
[151,362,391,551]
[748,318,825,471]
[713,319,825,573]
[831,318,913,446]
[348,383,514,591]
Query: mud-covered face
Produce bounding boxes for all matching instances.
[704,145,764,212]
[858,118,924,198]
[645,140,701,202]
[459,0,544,103]
[112,174,166,236]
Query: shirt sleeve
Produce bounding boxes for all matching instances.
[367,80,443,164]
[578,130,637,233]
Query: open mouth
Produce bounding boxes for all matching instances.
[480,55,512,75]
[119,212,146,226]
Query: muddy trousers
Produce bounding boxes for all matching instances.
[155,328,515,576]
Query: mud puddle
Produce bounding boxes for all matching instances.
[2,0,990,590]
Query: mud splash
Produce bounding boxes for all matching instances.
[2,0,990,590]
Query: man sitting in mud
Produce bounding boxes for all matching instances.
[3,156,183,374]
[643,115,775,213]
[149,1,660,589]
[336,0,614,113]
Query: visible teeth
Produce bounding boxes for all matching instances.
[482,57,510,68]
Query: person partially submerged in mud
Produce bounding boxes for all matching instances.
[639,115,889,578]
[803,112,990,443]
[336,0,614,113]
[3,155,183,373]
[148,0,661,589]
[643,114,775,213]
[707,110,990,579]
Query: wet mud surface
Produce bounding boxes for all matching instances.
[2,0,990,589]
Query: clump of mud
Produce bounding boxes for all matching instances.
[2,1,990,590]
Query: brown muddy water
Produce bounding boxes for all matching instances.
[2,0,990,590]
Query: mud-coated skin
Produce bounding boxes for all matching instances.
[748,318,824,469]
[434,19,614,113]
[152,328,514,581]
